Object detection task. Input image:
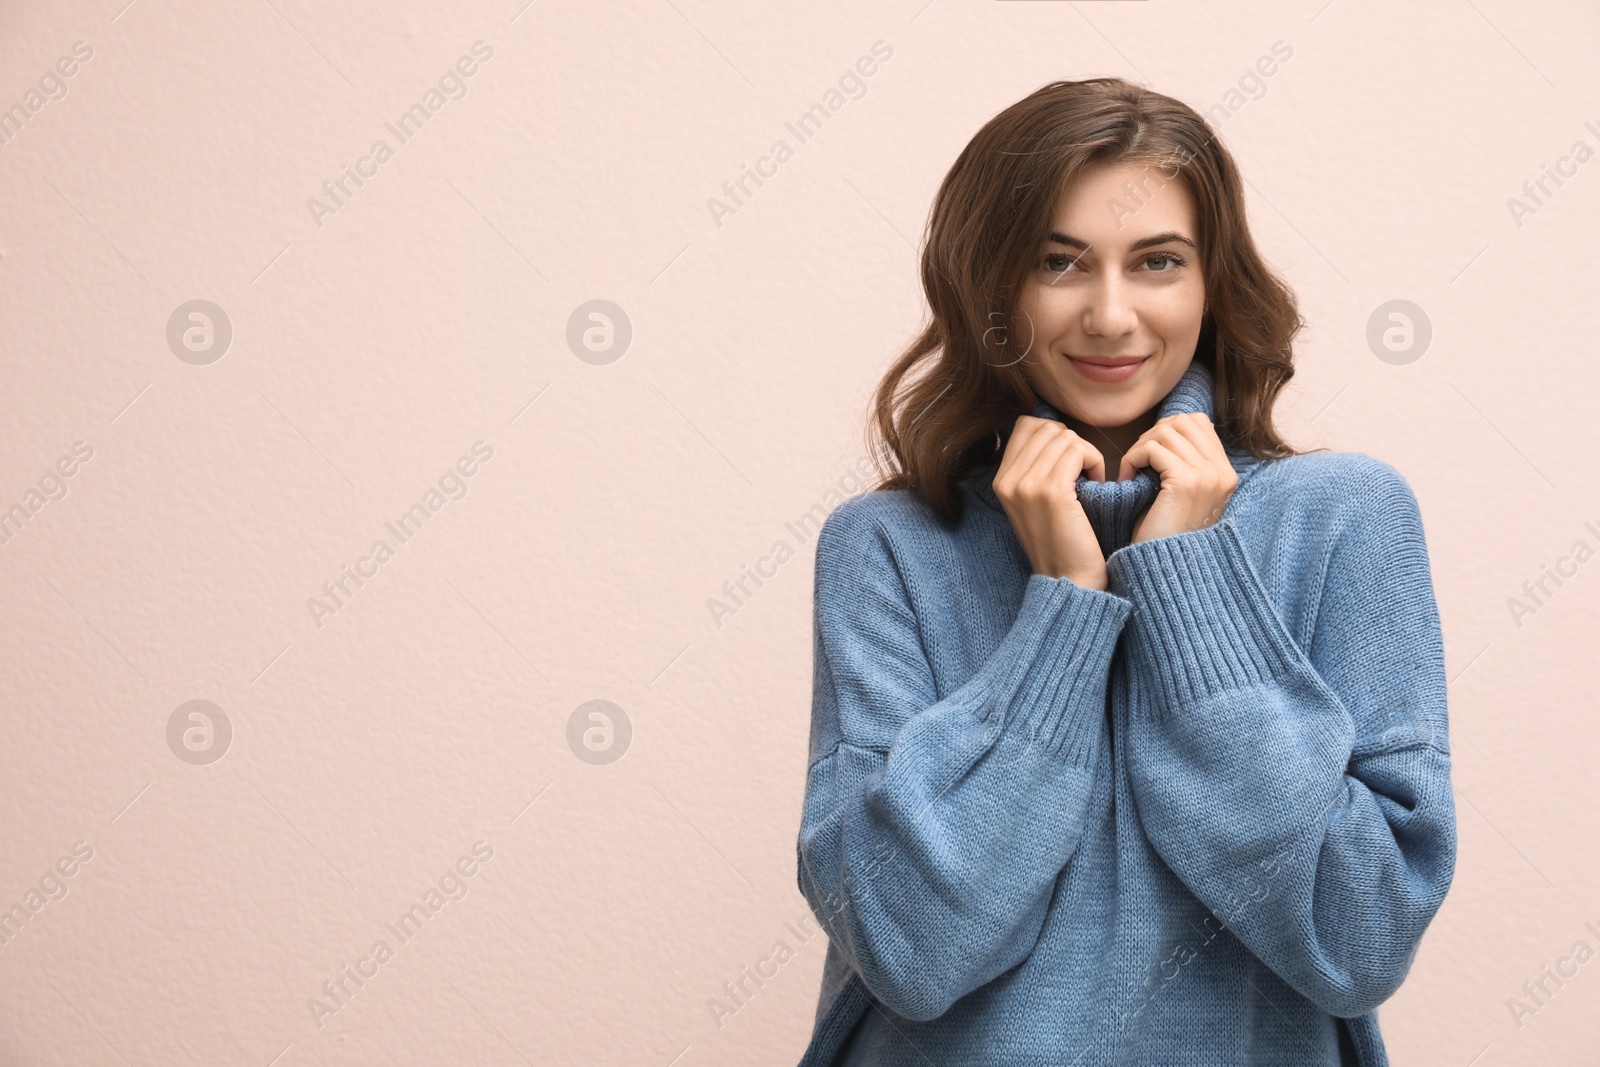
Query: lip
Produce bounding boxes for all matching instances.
[1066,355,1149,383]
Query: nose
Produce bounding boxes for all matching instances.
[1082,272,1138,340]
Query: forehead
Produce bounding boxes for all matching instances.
[1047,160,1197,245]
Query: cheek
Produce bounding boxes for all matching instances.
[1007,294,1039,352]
[1015,286,1078,344]
[1007,307,1036,352]
[1142,288,1206,341]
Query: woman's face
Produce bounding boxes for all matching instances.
[1009,160,1207,434]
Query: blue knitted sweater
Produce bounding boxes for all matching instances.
[794,363,1456,1066]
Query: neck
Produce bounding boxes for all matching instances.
[1064,409,1160,482]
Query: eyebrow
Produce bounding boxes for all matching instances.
[1046,230,1197,253]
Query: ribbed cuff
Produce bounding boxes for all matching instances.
[979,573,1132,767]
[1105,519,1306,710]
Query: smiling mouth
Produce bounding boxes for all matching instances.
[1067,355,1148,367]
[1065,355,1149,382]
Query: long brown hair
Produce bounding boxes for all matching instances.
[865,76,1310,523]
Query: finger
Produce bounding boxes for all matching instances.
[1164,416,1236,495]
[997,417,1069,490]
[1169,412,1229,463]
[1117,414,1224,481]
[1016,425,1082,494]
[1065,433,1105,484]
[1042,432,1102,490]
[1040,421,1105,484]
[1121,437,1183,484]
[1071,426,1120,478]
[996,416,1050,481]
[1147,420,1209,469]
[1115,426,1155,483]
[1113,415,1197,481]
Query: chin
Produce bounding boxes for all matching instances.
[1057,391,1150,428]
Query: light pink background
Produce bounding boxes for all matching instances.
[0,0,1596,1063]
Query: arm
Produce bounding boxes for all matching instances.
[796,499,1131,1023]
[1107,461,1457,1018]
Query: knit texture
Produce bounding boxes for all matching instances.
[794,362,1456,1066]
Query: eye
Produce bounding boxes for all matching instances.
[1143,252,1186,272]
[1041,252,1080,275]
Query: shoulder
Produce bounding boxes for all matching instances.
[1247,447,1413,496]
[1234,452,1439,672]
[1243,449,1423,535]
[1237,451,1434,617]
[814,487,953,568]
[811,486,980,619]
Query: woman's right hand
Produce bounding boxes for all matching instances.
[991,415,1108,589]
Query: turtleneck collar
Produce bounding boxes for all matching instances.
[967,361,1262,557]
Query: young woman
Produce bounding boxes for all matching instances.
[794,78,1456,1066]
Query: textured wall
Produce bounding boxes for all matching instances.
[0,0,1596,1063]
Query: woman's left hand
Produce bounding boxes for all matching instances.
[1121,412,1239,544]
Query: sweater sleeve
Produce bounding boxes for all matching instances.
[796,499,1132,1023]
[1106,461,1457,1019]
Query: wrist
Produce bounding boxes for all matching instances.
[1063,564,1108,591]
